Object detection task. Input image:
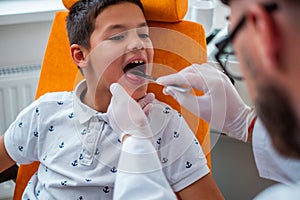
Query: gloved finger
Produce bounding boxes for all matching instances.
[156,72,191,88]
[110,83,127,97]
[157,64,213,93]
[155,64,201,88]
[110,83,143,112]
[109,83,148,127]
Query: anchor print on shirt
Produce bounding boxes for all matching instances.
[162,157,168,164]
[157,137,162,145]
[68,112,74,119]
[81,128,87,135]
[35,107,40,115]
[49,125,54,132]
[103,186,110,193]
[57,101,64,105]
[163,106,171,114]
[110,166,117,173]
[59,142,65,148]
[194,138,199,145]
[85,178,92,182]
[61,180,67,186]
[77,196,83,200]
[186,161,192,168]
[18,146,24,152]
[174,131,180,138]
[72,160,78,167]
[33,130,39,137]
[18,122,23,128]
[42,155,47,161]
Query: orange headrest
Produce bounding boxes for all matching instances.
[62,0,187,22]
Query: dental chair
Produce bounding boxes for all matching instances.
[9,0,210,199]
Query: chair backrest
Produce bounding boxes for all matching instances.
[13,0,210,199]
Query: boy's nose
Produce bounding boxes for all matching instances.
[127,36,145,52]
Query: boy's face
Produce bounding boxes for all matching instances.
[84,2,153,101]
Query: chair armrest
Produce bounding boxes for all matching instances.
[0,164,18,183]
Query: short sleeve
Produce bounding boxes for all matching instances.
[4,99,40,164]
[149,102,210,192]
[163,116,209,191]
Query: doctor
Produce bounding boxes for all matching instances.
[109,0,300,198]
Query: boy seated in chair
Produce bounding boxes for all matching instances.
[0,0,223,199]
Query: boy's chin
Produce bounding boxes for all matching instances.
[131,86,148,101]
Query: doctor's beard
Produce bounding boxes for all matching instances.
[255,83,300,159]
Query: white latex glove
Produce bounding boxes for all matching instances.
[107,83,154,141]
[156,63,256,141]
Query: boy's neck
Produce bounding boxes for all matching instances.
[82,88,111,113]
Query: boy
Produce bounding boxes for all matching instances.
[0,0,222,199]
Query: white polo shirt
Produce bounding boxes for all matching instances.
[4,80,209,199]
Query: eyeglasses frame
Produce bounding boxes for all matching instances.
[214,2,279,81]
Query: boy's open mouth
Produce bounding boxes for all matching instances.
[123,59,149,84]
[123,60,146,75]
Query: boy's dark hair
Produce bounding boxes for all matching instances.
[66,0,144,50]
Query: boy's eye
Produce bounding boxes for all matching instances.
[109,35,124,40]
[139,33,149,39]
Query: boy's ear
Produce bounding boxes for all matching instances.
[248,3,281,72]
[70,44,89,68]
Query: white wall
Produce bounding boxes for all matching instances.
[0,21,52,68]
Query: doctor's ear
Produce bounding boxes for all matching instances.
[247,3,281,71]
[70,44,89,68]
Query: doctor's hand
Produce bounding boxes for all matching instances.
[156,63,256,142]
[107,83,154,142]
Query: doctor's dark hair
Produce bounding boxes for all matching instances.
[66,0,144,50]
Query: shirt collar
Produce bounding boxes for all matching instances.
[73,80,108,124]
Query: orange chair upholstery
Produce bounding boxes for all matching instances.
[13,0,209,199]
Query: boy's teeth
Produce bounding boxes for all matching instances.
[131,60,144,64]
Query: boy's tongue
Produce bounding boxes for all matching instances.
[125,71,143,81]
[124,63,146,83]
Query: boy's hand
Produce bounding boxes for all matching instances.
[108,83,153,142]
[156,63,256,142]
[137,92,155,116]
